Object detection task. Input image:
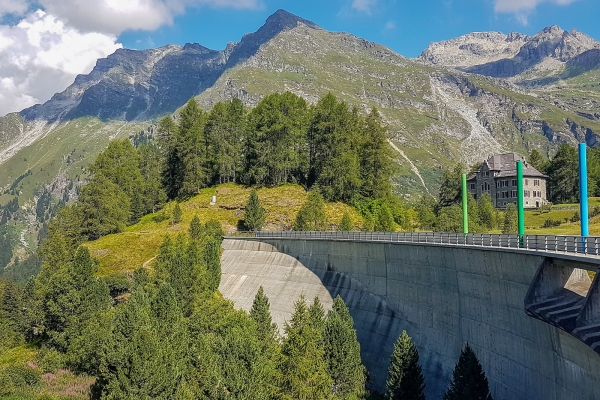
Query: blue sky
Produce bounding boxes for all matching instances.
[118,0,600,58]
[0,0,597,116]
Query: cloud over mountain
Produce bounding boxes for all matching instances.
[0,0,260,116]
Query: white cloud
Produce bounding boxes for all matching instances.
[38,0,261,35]
[352,0,377,14]
[385,21,395,30]
[0,0,261,117]
[0,0,29,17]
[0,10,122,116]
[495,0,577,14]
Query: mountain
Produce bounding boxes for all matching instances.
[3,11,600,255]
[419,26,600,84]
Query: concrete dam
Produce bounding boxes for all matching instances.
[218,233,600,400]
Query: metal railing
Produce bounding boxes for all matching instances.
[226,231,600,258]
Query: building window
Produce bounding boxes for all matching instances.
[496,181,501,188]
[511,190,517,198]
[512,179,517,186]
[470,183,475,190]
[483,171,489,177]
[525,179,529,185]
[524,190,530,197]
[534,179,540,186]
[503,180,508,187]
[503,202,506,206]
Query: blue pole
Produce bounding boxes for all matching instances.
[579,143,589,242]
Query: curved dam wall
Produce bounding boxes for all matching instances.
[220,238,600,400]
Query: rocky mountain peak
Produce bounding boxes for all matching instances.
[420,25,600,81]
[225,10,319,67]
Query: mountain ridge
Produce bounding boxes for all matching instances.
[2,10,600,231]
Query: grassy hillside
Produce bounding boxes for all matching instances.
[85,183,365,276]
[0,344,94,399]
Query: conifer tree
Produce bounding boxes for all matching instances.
[77,175,130,240]
[339,212,353,231]
[444,343,493,400]
[172,203,182,225]
[280,295,333,399]
[376,203,396,232]
[528,149,548,174]
[359,107,395,200]
[245,92,309,185]
[188,214,202,240]
[244,189,266,231]
[159,115,184,200]
[323,295,365,398]
[309,94,361,202]
[308,296,326,335]
[386,330,426,400]
[477,193,495,231]
[502,203,518,234]
[294,191,327,231]
[179,98,208,196]
[204,236,221,292]
[91,139,146,223]
[250,286,278,344]
[438,164,465,208]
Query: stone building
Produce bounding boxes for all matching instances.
[467,153,547,209]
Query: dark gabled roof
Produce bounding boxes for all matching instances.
[466,152,547,180]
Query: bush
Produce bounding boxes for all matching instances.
[152,211,168,223]
[570,212,580,223]
[542,219,561,228]
[101,273,131,297]
[0,364,41,393]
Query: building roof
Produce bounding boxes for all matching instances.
[467,152,547,180]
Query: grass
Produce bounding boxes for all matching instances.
[85,183,365,276]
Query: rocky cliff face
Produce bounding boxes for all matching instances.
[419,26,600,82]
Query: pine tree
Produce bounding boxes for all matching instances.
[91,139,146,223]
[179,98,208,197]
[386,330,426,400]
[188,214,203,240]
[546,144,578,203]
[172,203,182,225]
[204,236,221,292]
[528,149,548,174]
[359,107,395,200]
[308,296,326,335]
[339,212,353,231]
[467,193,483,233]
[477,193,495,231]
[250,286,278,344]
[245,92,309,185]
[444,343,493,400]
[294,191,327,231]
[439,164,465,208]
[244,189,266,231]
[159,115,184,200]
[138,143,167,214]
[502,203,518,234]
[376,203,396,232]
[280,295,333,399]
[77,175,131,240]
[323,295,365,398]
[309,94,361,202]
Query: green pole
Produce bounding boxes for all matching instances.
[517,161,525,241]
[462,173,468,234]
